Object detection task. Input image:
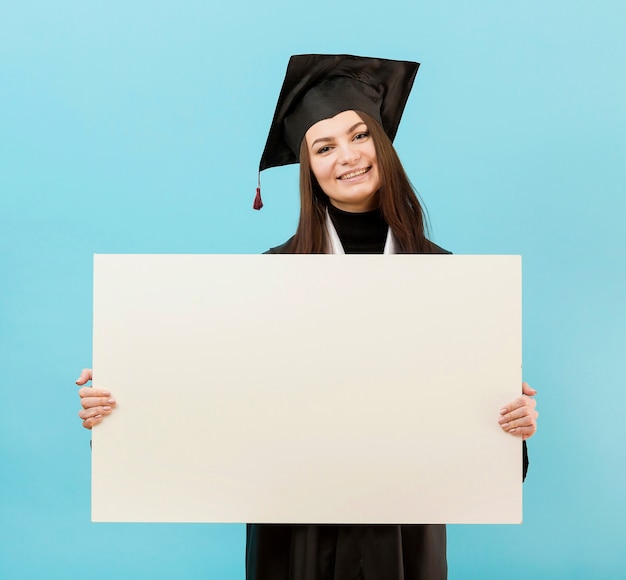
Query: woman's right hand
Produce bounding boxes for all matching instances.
[76,368,116,429]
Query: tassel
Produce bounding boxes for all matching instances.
[253,186,263,210]
[254,171,263,210]
[252,170,263,209]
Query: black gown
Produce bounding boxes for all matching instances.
[250,207,528,580]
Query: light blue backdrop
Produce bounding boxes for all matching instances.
[1,1,624,578]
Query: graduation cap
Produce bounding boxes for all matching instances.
[254,54,419,209]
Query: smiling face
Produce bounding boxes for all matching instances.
[304,110,380,212]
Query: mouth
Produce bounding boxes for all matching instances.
[337,167,371,181]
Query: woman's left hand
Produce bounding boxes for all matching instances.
[498,382,538,440]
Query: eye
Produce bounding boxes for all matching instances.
[353,131,370,141]
[316,145,332,155]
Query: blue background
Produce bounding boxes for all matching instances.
[1,1,625,578]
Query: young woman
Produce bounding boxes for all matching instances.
[77,54,539,580]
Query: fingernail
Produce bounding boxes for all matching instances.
[500,408,507,415]
[509,428,517,433]
[501,423,510,429]
[108,398,116,404]
[102,390,111,396]
[103,406,111,411]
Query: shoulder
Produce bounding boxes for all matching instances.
[421,240,453,255]
[264,236,296,254]
[265,237,451,254]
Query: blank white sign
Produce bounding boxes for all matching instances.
[92,254,522,523]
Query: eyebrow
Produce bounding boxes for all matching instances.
[310,122,368,148]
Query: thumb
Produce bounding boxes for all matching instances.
[76,368,93,385]
[522,382,537,396]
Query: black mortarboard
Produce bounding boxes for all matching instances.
[254,54,419,209]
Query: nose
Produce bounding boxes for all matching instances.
[338,142,360,164]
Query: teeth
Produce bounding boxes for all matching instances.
[340,168,368,180]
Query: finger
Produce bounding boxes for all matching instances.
[78,387,112,399]
[522,382,537,396]
[76,368,93,386]
[79,406,113,421]
[80,395,116,410]
[500,407,538,431]
[499,413,537,431]
[500,395,537,416]
[504,405,539,423]
[498,401,537,424]
[506,424,537,439]
[82,414,103,429]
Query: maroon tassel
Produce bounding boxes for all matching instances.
[253,186,263,210]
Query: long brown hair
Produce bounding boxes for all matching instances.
[288,111,432,254]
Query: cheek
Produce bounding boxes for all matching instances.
[368,144,379,166]
[310,158,332,183]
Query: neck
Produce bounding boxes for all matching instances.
[327,204,388,254]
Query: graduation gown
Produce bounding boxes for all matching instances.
[248,235,528,580]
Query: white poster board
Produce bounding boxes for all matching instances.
[92,254,522,523]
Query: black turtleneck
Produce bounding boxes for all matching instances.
[327,204,388,254]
